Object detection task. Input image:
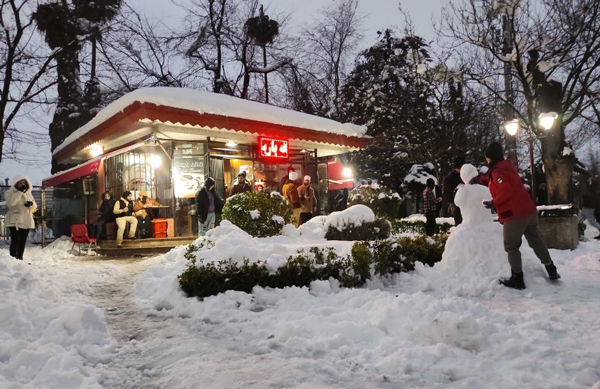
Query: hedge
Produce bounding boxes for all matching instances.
[179,234,448,299]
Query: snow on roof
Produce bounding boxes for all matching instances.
[54,87,367,155]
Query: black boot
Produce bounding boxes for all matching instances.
[500,271,526,290]
[545,263,561,280]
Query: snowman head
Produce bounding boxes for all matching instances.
[460,164,479,185]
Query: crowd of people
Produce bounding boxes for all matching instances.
[92,190,164,247]
[195,166,317,236]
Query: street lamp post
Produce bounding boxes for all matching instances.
[503,112,557,204]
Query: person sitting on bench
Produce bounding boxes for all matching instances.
[133,190,161,238]
[94,191,115,241]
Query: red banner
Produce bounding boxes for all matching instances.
[258,137,289,160]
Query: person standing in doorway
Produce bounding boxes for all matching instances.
[484,141,560,289]
[4,175,37,260]
[443,156,466,226]
[230,172,252,195]
[298,175,317,225]
[113,191,138,248]
[196,177,224,236]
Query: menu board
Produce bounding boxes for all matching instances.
[174,157,204,198]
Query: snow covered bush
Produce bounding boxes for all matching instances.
[348,184,402,219]
[324,205,391,241]
[179,246,355,299]
[221,191,293,237]
[391,215,454,235]
[178,235,447,299]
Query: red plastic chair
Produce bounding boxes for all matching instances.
[70,224,98,256]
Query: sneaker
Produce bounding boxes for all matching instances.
[499,271,526,290]
[545,263,561,280]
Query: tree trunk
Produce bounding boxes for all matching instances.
[50,48,82,173]
[0,124,4,163]
[263,45,268,103]
[541,128,574,205]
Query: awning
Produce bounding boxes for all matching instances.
[42,141,151,189]
[42,158,102,189]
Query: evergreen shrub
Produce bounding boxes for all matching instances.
[391,218,453,235]
[348,186,402,219]
[221,191,293,237]
[178,234,448,299]
[325,217,391,241]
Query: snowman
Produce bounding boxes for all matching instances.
[434,164,506,292]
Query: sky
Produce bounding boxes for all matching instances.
[0,0,445,186]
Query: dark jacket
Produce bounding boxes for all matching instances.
[488,159,536,223]
[114,198,134,218]
[98,194,116,223]
[230,181,252,196]
[196,187,224,222]
[442,170,462,205]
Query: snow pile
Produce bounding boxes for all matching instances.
[324,204,375,231]
[133,228,600,388]
[180,220,355,273]
[0,245,115,389]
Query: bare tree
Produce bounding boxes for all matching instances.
[97,5,206,99]
[441,0,600,204]
[0,0,56,163]
[294,0,364,118]
[179,0,291,100]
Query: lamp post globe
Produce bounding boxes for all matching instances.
[539,112,558,131]
[504,119,520,136]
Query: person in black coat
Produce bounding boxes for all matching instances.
[442,156,466,226]
[195,177,224,236]
[94,191,115,240]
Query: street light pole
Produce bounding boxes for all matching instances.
[504,112,557,205]
[527,134,536,204]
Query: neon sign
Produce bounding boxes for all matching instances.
[258,137,289,160]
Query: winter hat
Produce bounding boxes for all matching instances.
[485,141,504,163]
[122,191,132,199]
[304,175,311,182]
[460,164,479,185]
[237,172,245,178]
[289,171,298,181]
[453,156,466,169]
[205,177,215,189]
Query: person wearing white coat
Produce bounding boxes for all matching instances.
[4,175,37,260]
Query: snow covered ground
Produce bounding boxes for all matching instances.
[1,218,600,388]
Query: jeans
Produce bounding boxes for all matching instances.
[94,219,105,240]
[199,212,216,237]
[9,227,30,260]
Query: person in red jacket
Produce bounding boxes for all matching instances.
[484,141,560,289]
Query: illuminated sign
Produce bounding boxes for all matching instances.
[259,137,289,160]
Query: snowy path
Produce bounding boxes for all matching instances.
[80,257,330,389]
